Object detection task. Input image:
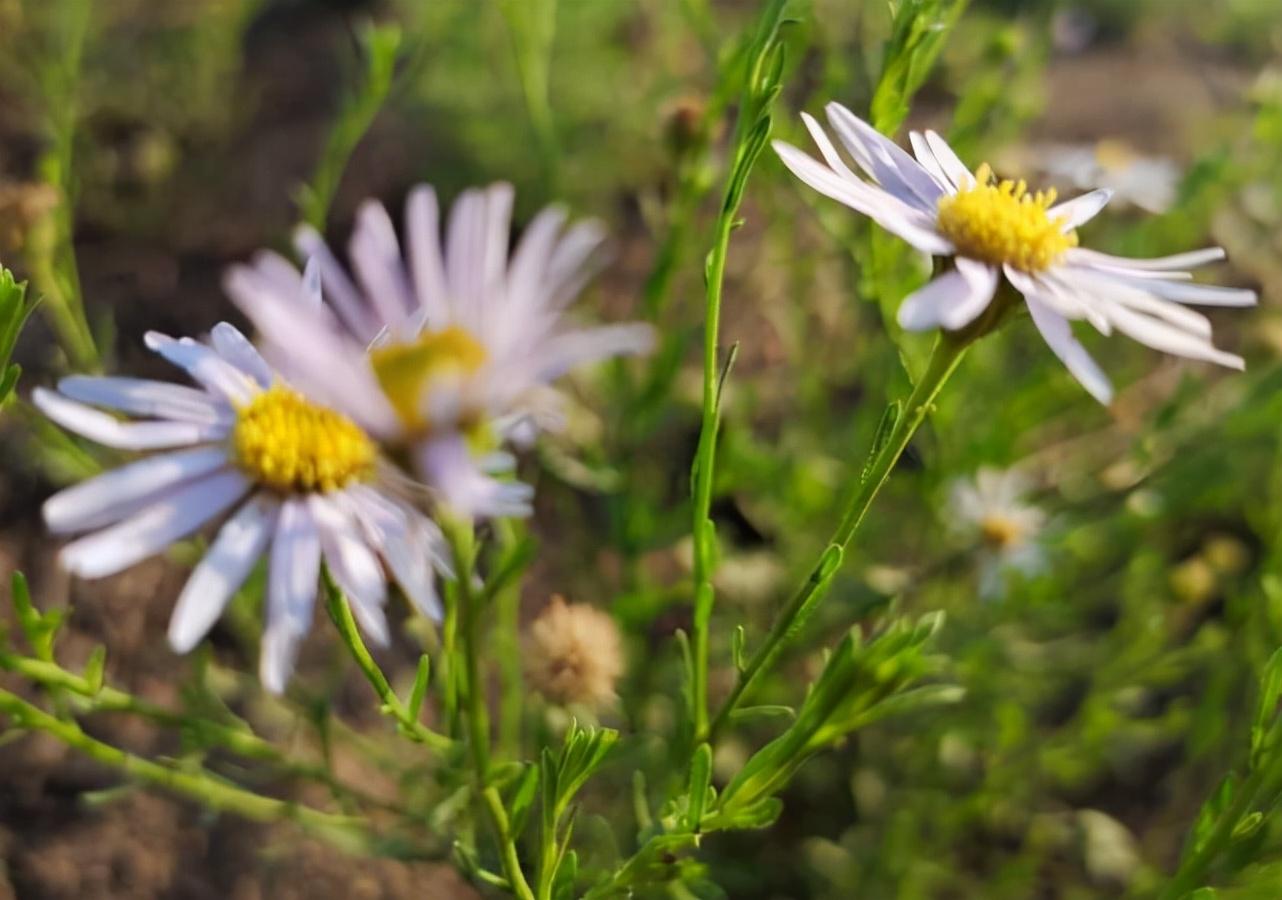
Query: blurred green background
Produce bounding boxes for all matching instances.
[1,0,1281,897]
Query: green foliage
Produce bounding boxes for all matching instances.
[0,268,36,408]
[296,22,403,230]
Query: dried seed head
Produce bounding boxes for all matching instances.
[525,595,623,710]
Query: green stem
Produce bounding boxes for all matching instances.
[689,206,737,740]
[705,330,972,743]
[0,687,371,851]
[322,572,453,753]
[447,521,536,900]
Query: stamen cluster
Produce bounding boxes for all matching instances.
[233,385,375,493]
[371,325,488,430]
[937,164,1077,272]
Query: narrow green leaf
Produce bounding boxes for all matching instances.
[686,742,713,831]
[408,653,431,721]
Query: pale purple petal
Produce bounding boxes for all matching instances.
[416,434,533,519]
[923,130,975,190]
[897,269,972,331]
[262,499,321,694]
[773,141,954,255]
[294,224,380,342]
[1024,297,1114,404]
[210,322,274,388]
[34,387,227,450]
[144,332,258,405]
[309,495,389,647]
[349,200,415,333]
[168,494,279,653]
[1065,246,1226,271]
[56,375,231,426]
[939,258,999,330]
[405,185,453,328]
[824,102,945,210]
[1048,189,1113,231]
[59,469,252,579]
[45,447,231,534]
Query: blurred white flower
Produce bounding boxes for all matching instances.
[35,323,447,693]
[949,467,1046,596]
[774,103,1256,404]
[225,183,654,519]
[1026,140,1180,214]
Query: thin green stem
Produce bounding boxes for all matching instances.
[322,572,453,753]
[0,687,373,851]
[689,206,737,740]
[705,330,972,743]
[498,0,559,188]
[686,0,789,745]
[446,520,536,900]
[0,648,405,813]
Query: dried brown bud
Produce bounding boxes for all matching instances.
[525,595,623,710]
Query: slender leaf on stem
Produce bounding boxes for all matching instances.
[297,22,402,229]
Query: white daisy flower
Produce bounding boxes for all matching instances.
[949,467,1046,597]
[223,182,654,519]
[773,103,1257,404]
[34,322,448,693]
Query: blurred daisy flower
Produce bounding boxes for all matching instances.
[1013,140,1180,214]
[35,322,447,693]
[949,467,1046,597]
[774,103,1256,404]
[225,183,654,519]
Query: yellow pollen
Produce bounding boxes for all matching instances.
[980,514,1026,550]
[370,325,488,430]
[936,163,1077,272]
[232,385,375,493]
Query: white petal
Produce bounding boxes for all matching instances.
[801,112,862,183]
[923,130,974,190]
[210,322,274,388]
[45,446,231,534]
[1066,246,1226,271]
[59,470,252,579]
[773,141,954,255]
[262,499,322,694]
[294,225,380,342]
[445,187,489,325]
[824,102,945,210]
[144,332,259,405]
[939,258,999,329]
[1104,275,1256,307]
[542,218,607,312]
[1105,303,1245,370]
[897,268,981,331]
[1024,297,1114,404]
[530,323,656,382]
[1048,189,1113,231]
[309,495,389,647]
[34,387,227,449]
[57,375,231,426]
[908,130,955,193]
[1053,267,1212,337]
[416,435,533,519]
[345,487,443,621]
[349,200,415,333]
[302,256,323,307]
[168,495,279,653]
[405,185,453,327]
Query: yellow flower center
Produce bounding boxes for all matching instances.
[936,163,1077,272]
[232,385,375,493]
[370,325,488,430]
[980,514,1026,550]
